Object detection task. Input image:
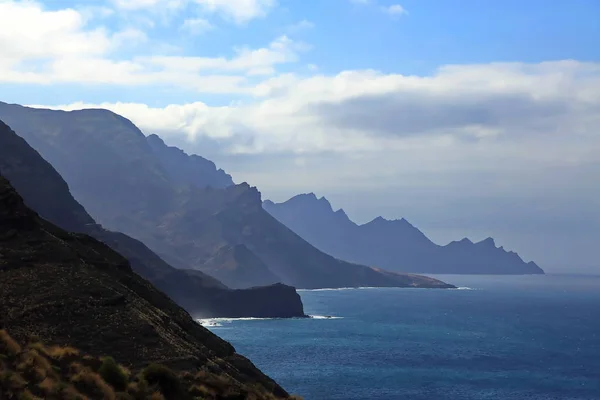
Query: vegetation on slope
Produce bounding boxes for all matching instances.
[0,330,301,400]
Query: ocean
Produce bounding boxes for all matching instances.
[199,275,600,400]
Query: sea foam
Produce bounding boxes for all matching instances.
[297,287,379,292]
[197,315,343,327]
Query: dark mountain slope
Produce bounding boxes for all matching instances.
[0,119,305,317]
[264,193,544,275]
[0,175,291,398]
[0,102,453,289]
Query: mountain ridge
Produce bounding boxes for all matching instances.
[0,118,306,318]
[0,102,454,290]
[264,192,544,275]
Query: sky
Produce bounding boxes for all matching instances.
[1,0,599,273]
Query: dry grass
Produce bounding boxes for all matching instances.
[149,392,166,400]
[0,330,296,400]
[188,384,214,397]
[47,345,80,359]
[0,329,22,356]
[71,368,117,400]
[38,376,58,394]
[17,348,55,381]
[20,389,43,400]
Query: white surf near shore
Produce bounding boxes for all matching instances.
[297,287,380,292]
[197,315,343,327]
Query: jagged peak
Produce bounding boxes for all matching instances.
[368,216,387,224]
[235,182,262,201]
[334,208,348,217]
[146,133,166,145]
[287,192,318,202]
[363,216,415,228]
[281,192,336,213]
[478,237,497,247]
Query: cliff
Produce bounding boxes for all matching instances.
[0,174,293,399]
[0,118,306,318]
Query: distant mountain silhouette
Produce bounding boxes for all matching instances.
[0,102,454,289]
[0,118,305,318]
[263,193,544,275]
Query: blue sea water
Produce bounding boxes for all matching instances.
[201,275,600,400]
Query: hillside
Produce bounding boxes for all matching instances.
[264,193,544,275]
[0,119,305,318]
[0,174,293,399]
[0,102,454,289]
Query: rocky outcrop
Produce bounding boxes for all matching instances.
[0,118,306,318]
[0,174,291,398]
[264,193,544,275]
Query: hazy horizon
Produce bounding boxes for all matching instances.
[1,0,598,274]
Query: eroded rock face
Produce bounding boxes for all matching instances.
[0,118,306,319]
[0,175,289,398]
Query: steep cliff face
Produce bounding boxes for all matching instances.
[0,103,454,289]
[147,133,234,189]
[264,193,544,275]
[0,119,306,318]
[0,175,290,398]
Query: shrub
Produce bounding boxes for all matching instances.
[142,364,183,399]
[17,349,54,381]
[18,389,42,400]
[149,392,166,400]
[71,369,116,400]
[38,376,58,394]
[0,330,22,356]
[47,345,80,360]
[98,357,128,391]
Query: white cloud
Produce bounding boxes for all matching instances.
[383,4,406,16]
[141,35,303,76]
[0,2,304,91]
[0,1,112,61]
[181,17,214,35]
[112,28,149,46]
[34,61,600,162]
[192,0,277,23]
[286,19,314,33]
[110,0,185,11]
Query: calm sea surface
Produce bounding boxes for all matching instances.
[200,275,600,400]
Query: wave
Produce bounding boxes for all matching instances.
[197,317,275,327]
[298,287,379,292]
[453,287,476,290]
[197,315,343,327]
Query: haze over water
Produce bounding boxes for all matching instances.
[203,275,600,400]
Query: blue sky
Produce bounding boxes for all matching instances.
[1,0,599,272]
